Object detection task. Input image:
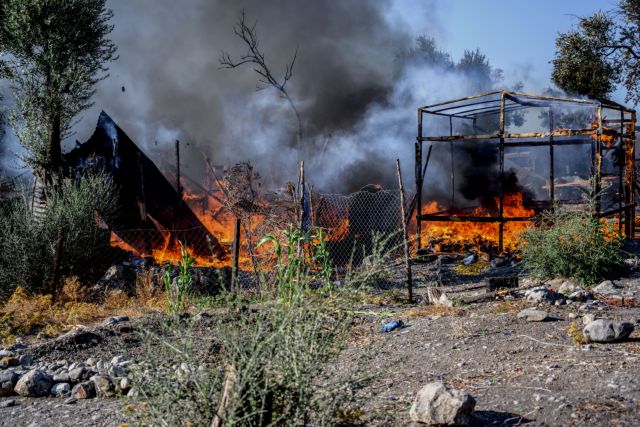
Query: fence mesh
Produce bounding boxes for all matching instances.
[4,188,407,299]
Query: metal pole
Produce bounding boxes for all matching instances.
[396,159,413,303]
[416,109,424,250]
[498,92,506,252]
[449,116,455,207]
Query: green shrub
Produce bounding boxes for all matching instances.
[0,171,117,299]
[130,289,357,426]
[163,242,195,316]
[520,207,623,286]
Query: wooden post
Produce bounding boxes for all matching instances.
[397,159,413,303]
[498,92,506,252]
[51,228,65,301]
[298,160,305,231]
[595,108,603,215]
[549,107,555,204]
[231,217,241,291]
[619,110,624,233]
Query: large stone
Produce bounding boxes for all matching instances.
[14,370,52,397]
[102,265,123,281]
[583,319,634,343]
[410,382,476,426]
[0,370,18,397]
[517,308,548,322]
[525,287,554,304]
[592,280,622,296]
[557,280,579,296]
[91,375,115,397]
[72,381,96,399]
[51,382,70,397]
[69,367,87,383]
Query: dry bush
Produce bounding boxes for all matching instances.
[58,276,88,304]
[493,300,520,314]
[567,321,589,345]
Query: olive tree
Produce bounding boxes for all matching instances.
[0,0,117,183]
[552,1,640,104]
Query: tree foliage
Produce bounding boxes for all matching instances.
[0,0,117,174]
[552,1,640,104]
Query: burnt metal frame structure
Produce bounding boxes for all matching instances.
[415,90,636,251]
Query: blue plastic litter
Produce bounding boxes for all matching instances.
[380,320,404,332]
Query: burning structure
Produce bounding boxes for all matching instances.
[415,91,636,252]
[65,112,228,264]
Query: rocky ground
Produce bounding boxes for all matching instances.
[2,269,640,426]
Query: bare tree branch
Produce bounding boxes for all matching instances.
[219,9,303,148]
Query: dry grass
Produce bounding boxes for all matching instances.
[567,321,589,345]
[0,272,167,345]
[453,260,490,276]
[493,300,520,314]
[404,304,463,319]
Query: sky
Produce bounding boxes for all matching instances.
[393,0,622,98]
[0,0,630,188]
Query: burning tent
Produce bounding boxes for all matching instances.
[65,111,227,262]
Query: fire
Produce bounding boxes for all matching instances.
[591,121,616,147]
[110,183,267,269]
[417,192,535,253]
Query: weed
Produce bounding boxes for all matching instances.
[567,321,589,345]
[521,206,623,286]
[164,242,195,316]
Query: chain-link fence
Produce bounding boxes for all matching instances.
[11,188,407,300]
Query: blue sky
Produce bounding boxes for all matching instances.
[392,0,623,100]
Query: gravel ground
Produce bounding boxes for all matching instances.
[2,279,640,426]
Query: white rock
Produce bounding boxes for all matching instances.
[583,319,634,343]
[409,382,476,426]
[14,370,52,397]
[517,309,548,322]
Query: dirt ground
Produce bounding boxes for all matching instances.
[2,279,640,426]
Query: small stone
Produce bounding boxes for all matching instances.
[85,357,97,367]
[583,314,596,325]
[18,355,32,368]
[409,382,476,426]
[64,397,77,405]
[558,280,579,296]
[102,265,123,281]
[51,382,70,397]
[119,377,131,392]
[53,371,70,383]
[110,355,125,365]
[101,315,129,327]
[14,370,52,397]
[568,290,589,302]
[0,370,18,397]
[568,313,577,320]
[91,375,115,397]
[0,357,18,368]
[525,287,554,304]
[109,364,126,378]
[0,399,16,408]
[0,351,15,359]
[71,381,96,399]
[126,387,139,398]
[69,367,86,383]
[517,309,548,322]
[583,319,634,343]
